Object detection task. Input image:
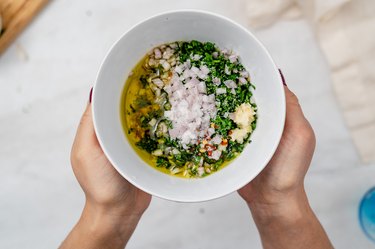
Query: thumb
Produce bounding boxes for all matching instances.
[279,70,307,126]
[72,90,101,152]
[283,86,309,128]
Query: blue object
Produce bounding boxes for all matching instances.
[359,187,375,243]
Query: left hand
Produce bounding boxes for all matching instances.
[71,102,151,218]
[60,100,151,249]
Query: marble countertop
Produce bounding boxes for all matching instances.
[0,1,374,248]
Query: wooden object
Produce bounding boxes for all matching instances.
[0,0,49,55]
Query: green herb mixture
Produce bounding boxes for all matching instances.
[123,40,257,178]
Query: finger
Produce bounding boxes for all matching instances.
[283,86,308,127]
[73,102,100,151]
[278,70,306,125]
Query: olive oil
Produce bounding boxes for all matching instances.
[120,55,187,177]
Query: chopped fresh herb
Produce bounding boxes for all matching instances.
[135,96,151,109]
[140,75,148,87]
[156,157,171,168]
[136,135,157,153]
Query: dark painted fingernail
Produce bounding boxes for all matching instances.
[89,87,93,103]
[278,69,287,86]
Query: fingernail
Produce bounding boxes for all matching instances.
[89,87,93,103]
[278,69,287,86]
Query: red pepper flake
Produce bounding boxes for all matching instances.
[207,151,212,156]
[205,144,215,151]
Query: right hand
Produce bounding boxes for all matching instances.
[238,85,315,214]
[238,78,333,249]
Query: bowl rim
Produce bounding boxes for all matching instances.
[92,9,286,202]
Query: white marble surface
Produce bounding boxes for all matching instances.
[0,1,374,248]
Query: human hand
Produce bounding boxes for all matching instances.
[60,93,151,249]
[238,84,315,211]
[71,100,151,217]
[238,74,333,249]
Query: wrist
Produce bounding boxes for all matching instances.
[246,188,334,249]
[78,201,142,245]
[248,188,312,226]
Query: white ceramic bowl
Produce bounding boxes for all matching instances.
[92,10,285,202]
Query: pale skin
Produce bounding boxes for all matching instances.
[59,100,151,249]
[238,86,333,249]
[60,85,333,249]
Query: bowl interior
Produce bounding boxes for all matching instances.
[93,10,285,202]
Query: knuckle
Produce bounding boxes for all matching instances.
[297,123,316,146]
[71,148,87,166]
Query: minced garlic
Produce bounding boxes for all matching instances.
[229,103,255,143]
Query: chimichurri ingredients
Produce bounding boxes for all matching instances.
[122,40,257,178]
